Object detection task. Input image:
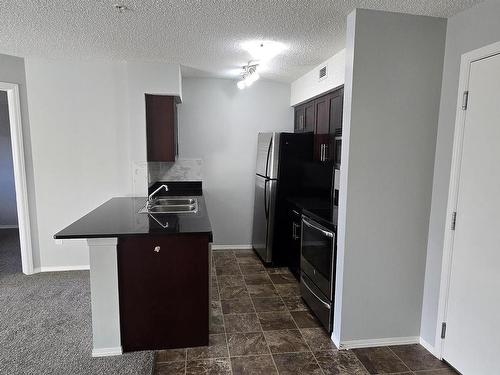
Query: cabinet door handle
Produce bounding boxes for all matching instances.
[324,144,329,161]
[320,144,325,161]
[154,246,161,253]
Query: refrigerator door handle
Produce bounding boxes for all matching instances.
[264,179,269,218]
[265,137,272,178]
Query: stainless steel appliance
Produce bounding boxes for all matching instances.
[300,214,336,332]
[334,134,342,169]
[252,132,313,264]
[252,133,280,263]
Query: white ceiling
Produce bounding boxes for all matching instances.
[0,0,482,82]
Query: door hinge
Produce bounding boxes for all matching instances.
[451,212,457,231]
[462,91,469,110]
[441,322,447,339]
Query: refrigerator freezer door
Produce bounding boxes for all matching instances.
[255,133,280,179]
[252,175,277,263]
[255,133,273,177]
[267,133,280,179]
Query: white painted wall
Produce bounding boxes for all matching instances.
[420,0,500,349]
[178,78,293,245]
[126,62,182,195]
[335,9,446,346]
[0,91,18,226]
[25,58,130,268]
[22,58,182,269]
[290,50,345,106]
[0,53,40,265]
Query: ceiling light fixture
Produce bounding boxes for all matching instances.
[237,63,260,90]
[241,40,287,62]
[114,4,130,13]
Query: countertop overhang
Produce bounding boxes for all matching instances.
[54,196,212,240]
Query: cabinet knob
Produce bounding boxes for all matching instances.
[154,246,161,253]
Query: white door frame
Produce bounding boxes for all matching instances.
[435,40,500,359]
[0,82,34,275]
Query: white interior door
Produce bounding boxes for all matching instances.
[443,53,500,374]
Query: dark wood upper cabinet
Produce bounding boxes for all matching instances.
[328,88,343,164]
[329,88,343,135]
[314,96,330,161]
[304,101,315,132]
[294,106,305,132]
[293,86,344,162]
[294,100,315,133]
[145,94,178,162]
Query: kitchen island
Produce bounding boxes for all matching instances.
[54,190,212,357]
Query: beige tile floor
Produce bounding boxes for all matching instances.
[155,250,457,375]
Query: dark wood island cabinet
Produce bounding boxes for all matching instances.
[54,192,213,357]
[118,233,210,352]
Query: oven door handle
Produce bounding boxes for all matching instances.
[302,217,334,238]
[301,277,331,310]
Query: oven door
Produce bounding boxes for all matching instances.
[300,272,332,333]
[300,216,335,300]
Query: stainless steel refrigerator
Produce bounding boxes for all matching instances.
[251,132,314,264]
[252,133,280,263]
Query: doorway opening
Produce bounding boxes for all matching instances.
[0,82,33,275]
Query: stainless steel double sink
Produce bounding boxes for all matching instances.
[138,197,198,214]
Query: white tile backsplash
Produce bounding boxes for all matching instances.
[148,159,203,186]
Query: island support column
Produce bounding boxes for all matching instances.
[87,238,122,357]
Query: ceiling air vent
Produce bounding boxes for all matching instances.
[318,65,328,81]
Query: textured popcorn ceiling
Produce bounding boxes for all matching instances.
[0,0,482,82]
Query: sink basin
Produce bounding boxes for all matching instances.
[138,197,199,214]
[154,198,196,205]
[148,204,197,213]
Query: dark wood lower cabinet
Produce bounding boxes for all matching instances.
[117,234,210,352]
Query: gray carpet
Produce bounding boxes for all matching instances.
[0,229,155,375]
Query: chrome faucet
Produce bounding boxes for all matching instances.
[148,184,169,207]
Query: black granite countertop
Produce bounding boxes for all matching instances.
[54,196,212,240]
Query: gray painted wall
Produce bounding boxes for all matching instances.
[0,91,18,225]
[336,9,446,343]
[420,0,500,347]
[0,54,40,267]
[178,78,293,245]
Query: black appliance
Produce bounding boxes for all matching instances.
[334,128,342,169]
[300,213,336,332]
[252,132,314,265]
[299,165,340,333]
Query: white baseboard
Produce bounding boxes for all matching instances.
[332,330,341,349]
[339,336,419,350]
[211,244,253,250]
[0,225,18,229]
[36,265,90,273]
[92,346,123,357]
[419,336,439,358]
